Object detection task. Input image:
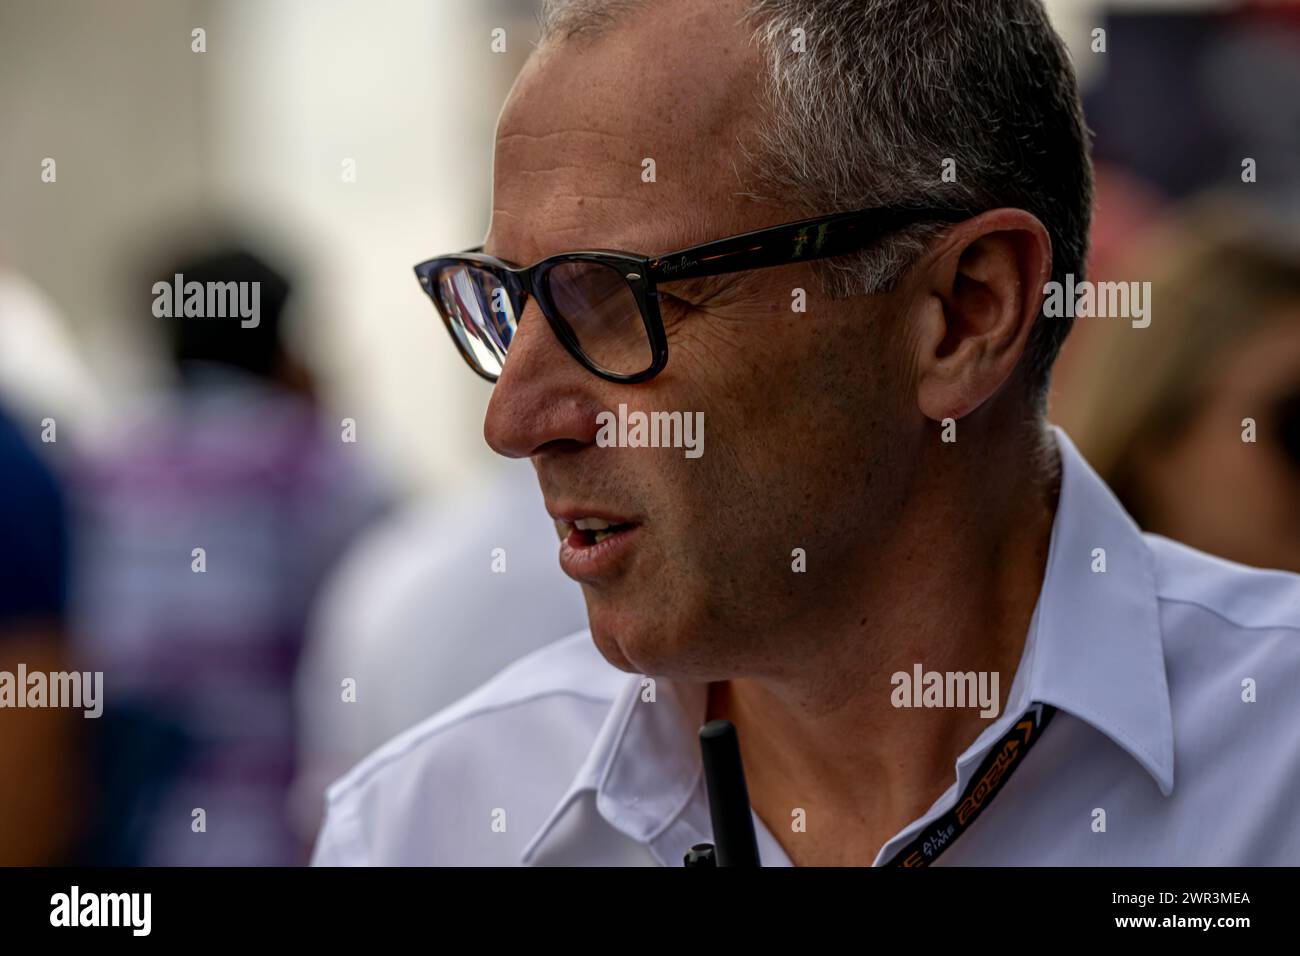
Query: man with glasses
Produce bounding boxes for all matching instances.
[312,0,1300,866]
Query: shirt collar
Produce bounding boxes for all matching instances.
[520,672,711,866]
[1018,426,1174,795]
[523,425,1174,865]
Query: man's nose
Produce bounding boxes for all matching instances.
[483,302,601,459]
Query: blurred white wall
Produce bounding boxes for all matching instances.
[0,0,209,424]
[0,0,536,494]
[206,0,538,492]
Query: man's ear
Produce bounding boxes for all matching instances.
[908,208,1052,422]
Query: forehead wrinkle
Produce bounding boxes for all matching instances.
[495,128,629,146]
[491,119,768,258]
[492,122,647,243]
[495,127,635,169]
[489,192,666,263]
[490,166,780,264]
[498,7,761,178]
[488,0,768,263]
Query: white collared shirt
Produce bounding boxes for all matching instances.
[311,429,1300,866]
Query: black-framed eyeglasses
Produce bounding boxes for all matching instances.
[414,205,971,384]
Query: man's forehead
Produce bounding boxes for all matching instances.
[489,0,762,259]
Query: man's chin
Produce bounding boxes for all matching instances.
[581,599,640,671]
[584,599,721,680]
[585,600,671,675]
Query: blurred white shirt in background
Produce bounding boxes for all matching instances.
[0,271,105,434]
[291,461,587,840]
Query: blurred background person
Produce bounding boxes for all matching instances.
[1057,201,1300,573]
[0,399,81,864]
[0,261,96,864]
[1052,0,1300,398]
[1046,1,1300,574]
[70,243,389,865]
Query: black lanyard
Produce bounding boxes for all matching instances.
[884,702,1058,867]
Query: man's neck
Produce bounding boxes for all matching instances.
[705,425,1061,866]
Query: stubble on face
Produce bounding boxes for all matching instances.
[487,0,916,681]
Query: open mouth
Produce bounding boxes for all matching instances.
[554,516,638,547]
[551,509,643,582]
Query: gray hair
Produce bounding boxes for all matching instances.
[538,0,1094,403]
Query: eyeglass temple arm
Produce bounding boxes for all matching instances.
[644,207,969,284]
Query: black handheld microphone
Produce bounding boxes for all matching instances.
[682,719,762,867]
